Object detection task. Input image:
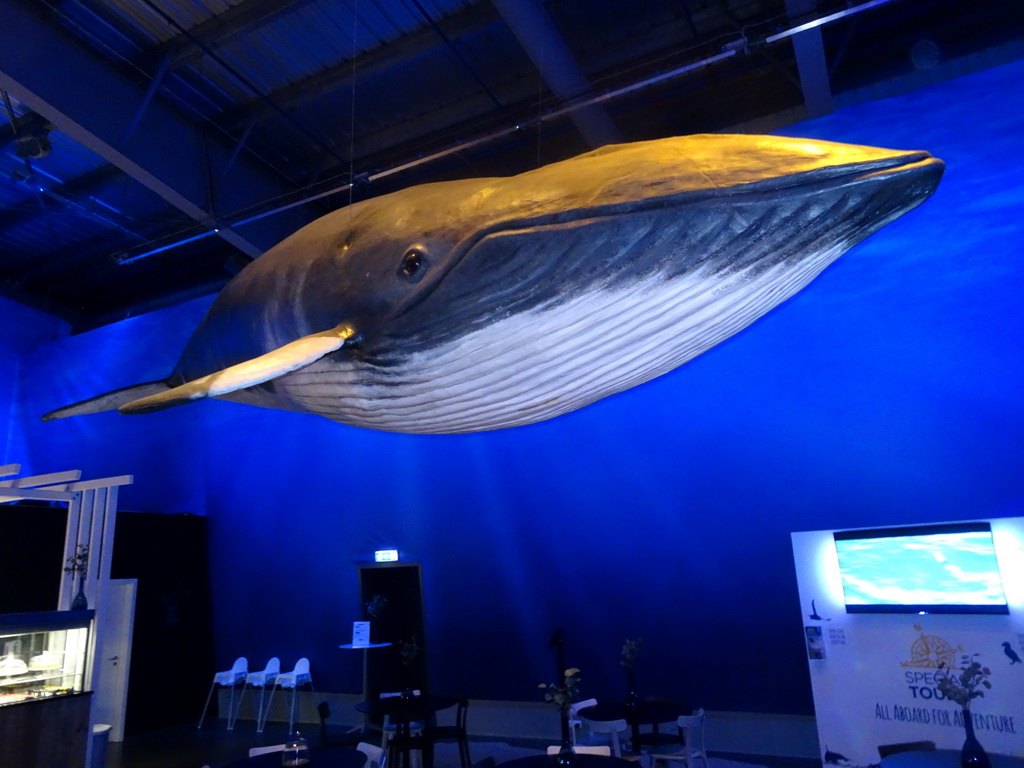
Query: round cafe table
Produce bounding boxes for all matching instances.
[578,701,690,754]
[355,694,460,768]
[355,693,459,737]
[221,745,367,768]
[880,750,1024,768]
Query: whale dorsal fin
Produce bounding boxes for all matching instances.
[120,324,356,415]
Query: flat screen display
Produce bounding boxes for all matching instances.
[833,522,1009,614]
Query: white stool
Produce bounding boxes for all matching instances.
[198,656,247,730]
[270,657,314,733]
[237,656,280,732]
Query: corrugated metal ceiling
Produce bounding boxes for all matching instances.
[1,0,1021,329]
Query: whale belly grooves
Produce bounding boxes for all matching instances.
[271,240,847,434]
[226,159,937,434]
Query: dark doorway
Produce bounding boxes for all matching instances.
[358,563,427,698]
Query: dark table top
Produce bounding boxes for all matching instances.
[355,694,459,723]
[221,746,367,768]
[578,701,689,726]
[500,755,637,768]
[880,750,1024,768]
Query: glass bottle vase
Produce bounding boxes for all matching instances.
[71,575,88,610]
[557,710,577,768]
[961,709,991,768]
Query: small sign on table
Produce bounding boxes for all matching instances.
[352,621,371,646]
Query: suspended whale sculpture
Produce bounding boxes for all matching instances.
[45,134,944,433]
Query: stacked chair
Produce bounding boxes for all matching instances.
[582,717,649,765]
[357,742,386,768]
[199,655,319,735]
[383,694,473,768]
[568,698,598,745]
[647,709,709,768]
[425,697,471,768]
[269,657,315,733]
[237,657,280,733]
[197,656,247,730]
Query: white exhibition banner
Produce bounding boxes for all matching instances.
[792,517,1024,766]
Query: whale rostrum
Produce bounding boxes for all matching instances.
[44,134,944,433]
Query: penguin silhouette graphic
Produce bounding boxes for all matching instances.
[1004,641,1022,665]
[823,745,851,765]
[809,599,831,621]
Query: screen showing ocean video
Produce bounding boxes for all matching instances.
[834,527,1008,609]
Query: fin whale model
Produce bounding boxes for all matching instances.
[45,134,944,434]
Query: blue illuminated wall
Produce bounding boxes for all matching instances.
[11,59,1024,716]
[1,298,67,466]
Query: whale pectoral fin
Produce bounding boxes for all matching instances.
[42,380,173,421]
[120,324,357,415]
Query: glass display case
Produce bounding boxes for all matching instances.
[0,610,93,707]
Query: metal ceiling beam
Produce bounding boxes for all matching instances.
[16,206,192,285]
[0,109,52,151]
[0,2,309,259]
[784,0,835,118]
[136,0,319,72]
[491,0,621,149]
[217,1,501,131]
[296,73,548,176]
[0,164,123,234]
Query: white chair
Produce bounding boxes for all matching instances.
[582,717,628,757]
[568,697,598,745]
[547,745,611,756]
[198,656,247,730]
[268,657,314,733]
[237,657,280,733]
[357,741,386,768]
[650,710,708,768]
[249,743,286,757]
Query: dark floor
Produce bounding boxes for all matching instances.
[104,721,821,768]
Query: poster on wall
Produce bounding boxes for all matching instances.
[792,517,1024,766]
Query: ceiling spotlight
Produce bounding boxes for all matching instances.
[15,134,52,159]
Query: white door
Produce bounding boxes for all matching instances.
[93,578,137,741]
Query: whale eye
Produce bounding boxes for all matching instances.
[398,248,428,282]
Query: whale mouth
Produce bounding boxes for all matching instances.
[472,151,945,237]
[708,151,945,203]
[780,152,943,192]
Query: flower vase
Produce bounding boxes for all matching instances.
[557,710,577,768]
[71,576,88,610]
[961,710,991,768]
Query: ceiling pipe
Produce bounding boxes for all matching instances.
[765,0,893,43]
